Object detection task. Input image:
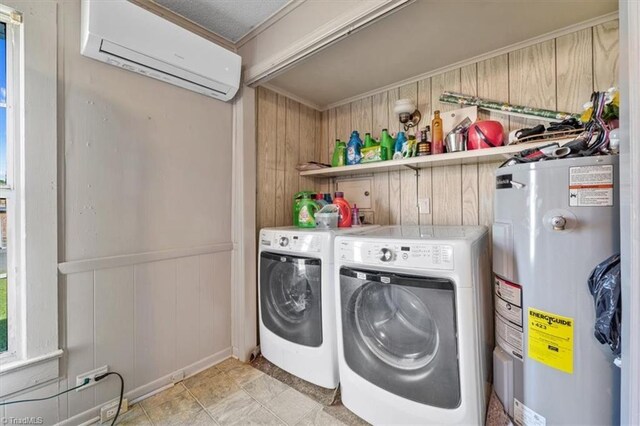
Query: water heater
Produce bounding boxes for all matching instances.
[492,156,620,425]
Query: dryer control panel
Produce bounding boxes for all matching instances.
[337,240,454,270]
[260,231,323,253]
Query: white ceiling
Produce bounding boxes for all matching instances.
[266,0,618,108]
[154,0,290,43]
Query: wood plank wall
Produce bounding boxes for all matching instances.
[256,20,619,230]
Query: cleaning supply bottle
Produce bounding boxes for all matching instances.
[351,204,361,226]
[315,193,328,207]
[323,193,333,205]
[331,139,347,167]
[346,131,362,165]
[298,193,318,228]
[393,131,407,160]
[293,191,314,226]
[333,192,352,227]
[432,110,444,154]
[364,133,376,148]
[380,129,395,161]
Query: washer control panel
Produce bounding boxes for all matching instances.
[338,240,454,270]
[260,231,323,253]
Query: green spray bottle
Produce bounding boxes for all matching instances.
[380,129,395,161]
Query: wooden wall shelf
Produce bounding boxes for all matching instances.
[299,139,573,178]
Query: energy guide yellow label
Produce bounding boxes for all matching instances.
[527,308,574,374]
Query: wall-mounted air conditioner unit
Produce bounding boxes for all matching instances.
[81,0,241,102]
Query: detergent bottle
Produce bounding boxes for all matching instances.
[380,129,395,161]
[364,133,376,148]
[293,191,314,226]
[346,131,362,165]
[331,140,347,167]
[297,193,318,228]
[394,131,407,160]
[333,192,352,227]
[315,193,328,207]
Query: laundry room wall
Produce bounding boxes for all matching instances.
[255,18,619,230]
[1,1,235,424]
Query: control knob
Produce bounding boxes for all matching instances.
[279,236,289,247]
[379,248,394,262]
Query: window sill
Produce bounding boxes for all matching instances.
[0,349,63,398]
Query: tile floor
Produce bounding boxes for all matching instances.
[104,358,355,426]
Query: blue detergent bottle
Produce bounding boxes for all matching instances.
[346,131,363,165]
[394,131,407,160]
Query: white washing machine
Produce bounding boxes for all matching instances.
[258,226,377,389]
[335,226,493,424]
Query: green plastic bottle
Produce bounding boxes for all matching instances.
[297,194,318,228]
[380,129,395,161]
[331,139,347,167]
[364,133,377,148]
[293,191,315,226]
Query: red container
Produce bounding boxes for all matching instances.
[467,120,504,150]
[333,192,352,227]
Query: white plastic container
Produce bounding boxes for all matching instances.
[315,205,339,229]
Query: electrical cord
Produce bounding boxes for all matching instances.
[0,372,124,426]
[95,372,124,426]
[0,378,91,406]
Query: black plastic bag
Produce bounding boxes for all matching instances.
[587,254,621,357]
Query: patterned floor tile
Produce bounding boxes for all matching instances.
[265,388,321,425]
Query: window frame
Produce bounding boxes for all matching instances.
[0,8,22,364]
[0,1,60,398]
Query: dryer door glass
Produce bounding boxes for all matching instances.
[260,252,322,347]
[340,267,460,408]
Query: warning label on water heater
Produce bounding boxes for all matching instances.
[528,308,574,374]
[569,165,613,207]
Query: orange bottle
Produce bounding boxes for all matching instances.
[333,192,352,227]
[432,110,444,154]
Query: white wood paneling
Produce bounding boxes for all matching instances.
[199,254,217,358]
[213,252,233,353]
[65,272,95,418]
[134,260,177,387]
[94,266,135,403]
[176,256,201,367]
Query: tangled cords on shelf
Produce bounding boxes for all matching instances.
[0,371,124,426]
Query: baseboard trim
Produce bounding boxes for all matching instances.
[58,347,234,426]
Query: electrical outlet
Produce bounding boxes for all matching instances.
[100,398,128,423]
[76,365,108,391]
[418,198,430,214]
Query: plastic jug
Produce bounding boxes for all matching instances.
[364,133,377,148]
[394,131,407,159]
[298,193,318,228]
[315,193,328,207]
[346,131,362,165]
[331,140,347,167]
[380,129,395,161]
[293,191,315,226]
[333,192,352,228]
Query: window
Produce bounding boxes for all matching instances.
[0,16,16,359]
[0,2,60,397]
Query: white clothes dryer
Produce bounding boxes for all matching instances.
[334,226,493,424]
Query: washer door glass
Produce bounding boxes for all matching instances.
[260,252,322,347]
[340,267,460,408]
[355,282,439,370]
